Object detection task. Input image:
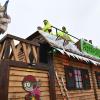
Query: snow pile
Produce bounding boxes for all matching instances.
[39,31,100,65]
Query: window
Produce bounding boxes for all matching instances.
[64,67,91,90]
[95,72,100,88]
[39,44,49,63]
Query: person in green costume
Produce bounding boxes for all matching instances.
[43,20,52,33]
[57,26,73,42]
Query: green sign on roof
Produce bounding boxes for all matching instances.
[80,39,100,59]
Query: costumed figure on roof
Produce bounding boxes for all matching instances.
[37,20,52,34]
[0,0,11,34]
[57,26,74,45]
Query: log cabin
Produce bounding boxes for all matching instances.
[0,30,100,100]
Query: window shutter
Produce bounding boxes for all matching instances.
[95,72,100,88]
[65,67,75,90]
[81,69,91,89]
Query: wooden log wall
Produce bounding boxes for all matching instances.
[53,54,96,100]
[8,67,50,100]
[92,66,100,100]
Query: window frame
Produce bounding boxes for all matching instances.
[64,66,91,90]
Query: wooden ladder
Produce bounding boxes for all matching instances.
[55,71,69,100]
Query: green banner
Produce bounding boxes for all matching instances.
[80,39,100,58]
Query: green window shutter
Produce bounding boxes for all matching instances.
[65,67,76,90]
[81,69,91,89]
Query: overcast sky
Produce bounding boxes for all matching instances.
[0,0,100,47]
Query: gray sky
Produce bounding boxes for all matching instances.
[0,0,100,47]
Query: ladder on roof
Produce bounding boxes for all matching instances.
[55,71,69,100]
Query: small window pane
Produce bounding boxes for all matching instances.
[75,75,78,81]
[76,82,80,88]
[74,69,78,75]
[78,76,82,81]
[78,70,81,75]
[79,82,83,88]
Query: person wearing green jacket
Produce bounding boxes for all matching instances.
[43,20,52,33]
[57,26,73,42]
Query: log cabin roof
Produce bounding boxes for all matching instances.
[27,30,100,66]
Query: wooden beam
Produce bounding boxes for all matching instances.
[48,53,57,100]
[90,64,98,100]
[10,40,19,61]
[0,41,6,60]
[0,34,39,46]
[1,59,49,71]
[36,47,39,63]
[32,46,38,63]
[21,42,30,63]
[3,39,11,59]
[0,61,9,100]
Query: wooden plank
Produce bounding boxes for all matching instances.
[8,92,50,99]
[11,40,19,61]
[9,75,49,82]
[10,67,48,73]
[36,47,39,63]
[2,39,11,59]
[8,86,49,93]
[0,41,6,60]
[9,70,48,77]
[21,42,30,63]
[9,81,49,87]
[0,61,9,100]
[32,46,38,63]
[40,96,50,100]
[8,61,49,71]
[48,54,57,100]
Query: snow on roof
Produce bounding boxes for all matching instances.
[38,30,100,65]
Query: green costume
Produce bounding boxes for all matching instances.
[43,20,52,33]
[57,26,73,42]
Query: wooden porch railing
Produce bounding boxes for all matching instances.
[0,34,39,63]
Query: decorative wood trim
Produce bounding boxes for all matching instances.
[36,47,39,63]
[10,39,19,61]
[0,34,39,46]
[0,41,6,60]
[32,46,38,62]
[21,42,30,63]
[3,39,11,59]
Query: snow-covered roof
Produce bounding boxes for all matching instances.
[31,30,100,66]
